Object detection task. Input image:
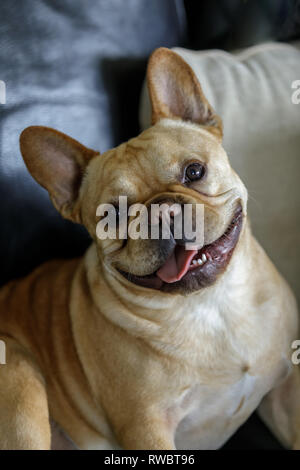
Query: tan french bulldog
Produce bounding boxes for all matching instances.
[0,48,299,450]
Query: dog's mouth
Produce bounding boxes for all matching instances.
[118,205,243,293]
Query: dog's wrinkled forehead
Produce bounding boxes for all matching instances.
[87,119,229,204]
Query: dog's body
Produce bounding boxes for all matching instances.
[0,48,299,450]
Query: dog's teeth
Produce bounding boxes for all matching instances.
[197,259,203,265]
[202,254,207,263]
[192,260,197,265]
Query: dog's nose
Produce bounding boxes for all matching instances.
[147,198,195,245]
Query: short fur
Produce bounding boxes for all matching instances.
[0,48,299,450]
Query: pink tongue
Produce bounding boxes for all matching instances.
[156,246,197,283]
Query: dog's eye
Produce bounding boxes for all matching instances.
[185,163,205,182]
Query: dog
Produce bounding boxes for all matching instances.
[0,47,299,450]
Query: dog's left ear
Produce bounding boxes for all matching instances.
[147,48,222,138]
[20,126,99,223]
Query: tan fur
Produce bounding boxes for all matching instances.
[0,48,299,450]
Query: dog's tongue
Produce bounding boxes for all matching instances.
[156,246,197,283]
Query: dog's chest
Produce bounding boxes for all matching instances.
[174,373,267,450]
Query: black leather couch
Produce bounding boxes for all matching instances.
[1,0,299,450]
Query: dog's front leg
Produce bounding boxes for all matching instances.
[0,336,51,450]
[115,414,175,450]
[258,364,300,449]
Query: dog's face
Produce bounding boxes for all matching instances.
[20,48,247,295]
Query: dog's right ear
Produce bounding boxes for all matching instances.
[20,126,99,223]
[147,48,222,137]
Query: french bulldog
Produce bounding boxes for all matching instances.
[0,47,299,450]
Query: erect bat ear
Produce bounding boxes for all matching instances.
[147,47,222,138]
[20,126,99,223]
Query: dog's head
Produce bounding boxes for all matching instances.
[20,48,247,295]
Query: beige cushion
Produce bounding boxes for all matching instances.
[140,42,300,304]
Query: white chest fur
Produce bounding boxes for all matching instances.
[174,373,270,450]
